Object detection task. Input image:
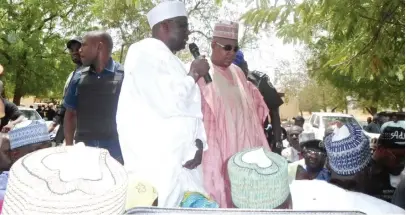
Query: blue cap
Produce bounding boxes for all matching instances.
[233,50,245,66]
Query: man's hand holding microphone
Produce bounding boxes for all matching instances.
[188,56,210,83]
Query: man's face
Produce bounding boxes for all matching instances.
[166,17,190,52]
[373,146,405,175]
[79,35,99,67]
[303,146,326,170]
[211,37,239,67]
[68,42,82,65]
[287,126,303,149]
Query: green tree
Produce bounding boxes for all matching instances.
[0,0,95,105]
[97,0,260,63]
[241,0,405,114]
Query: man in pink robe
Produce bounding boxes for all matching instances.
[198,21,270,208]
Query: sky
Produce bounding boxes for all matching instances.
[215,0,304,84]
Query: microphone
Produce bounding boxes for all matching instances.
[188,43,212,84]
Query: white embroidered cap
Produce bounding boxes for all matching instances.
[2,143,128,214]
[228,147,290,209]
[147,0,187,29]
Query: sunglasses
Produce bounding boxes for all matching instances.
[215,42,239,52]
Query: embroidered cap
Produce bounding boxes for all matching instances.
[2,143,128,214]
[9,120,50,150]
[324,123,371,176]
[213,21,239,40]
[299,132,324,151]
[147,0,187,29]
[228,147,289,209]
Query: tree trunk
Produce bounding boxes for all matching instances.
[365,107,378,116]
[13,64,24,106]
[13,81,23,106]
[12,93,22,106]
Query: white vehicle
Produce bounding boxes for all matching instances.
[304,112,380,140]
[18,106,43,121]
[18,106,58,139]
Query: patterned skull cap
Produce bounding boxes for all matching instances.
[324,123,371,175]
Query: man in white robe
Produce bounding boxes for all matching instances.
[116,0,210,208]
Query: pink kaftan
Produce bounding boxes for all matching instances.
[198,63,270,208]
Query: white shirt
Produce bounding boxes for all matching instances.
[281,146,301,163]
[116,38,207,207]
[290,180,405,214]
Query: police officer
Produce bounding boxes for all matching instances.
[48,37,83,144]
[64,31,124,164]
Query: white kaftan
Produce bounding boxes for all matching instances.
[116,38,208,207]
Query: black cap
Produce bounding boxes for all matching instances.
[66,37,82,49]
[293,116,305,121]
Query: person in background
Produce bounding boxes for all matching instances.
[64,31,124,164]
[288,132,330,182]
[233,50,284,154]
[29,105,33,109]
[198,21,270,208]
[365,115,380,133]
[0,81,24,133]
[289,122,404,214]
[2,143,128,214]
[36,105,44,118]
[293,116,305,128]
[380,112,405,132]
[45,103,56,121]
[48,37,83,145]
[0,120,52,201]
[325,122,374,194]
[370,117,405,202]
[281,125,304,163]
[228,148,291,209]
[116,1,209,207]
[367,117,372,124]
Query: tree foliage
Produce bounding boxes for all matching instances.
[241,0,405,112]
[278,68,349,114]
[0,0,261,105]
[0,0,95,104]
[98,0,260,63]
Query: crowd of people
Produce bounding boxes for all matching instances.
[0,0,403,214]
[34,103,57,121]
